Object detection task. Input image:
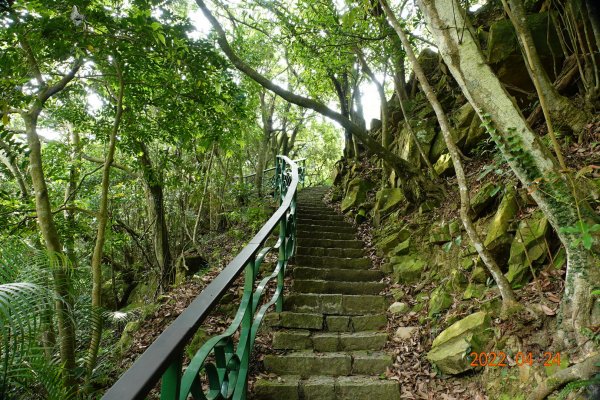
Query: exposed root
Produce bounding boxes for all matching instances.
[527,353,600,400]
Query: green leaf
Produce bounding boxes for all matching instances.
[150,21,161,31]
[588,224,600,233]
[582,234,593,250]
[442,241,453,253]
[156,32,166,46]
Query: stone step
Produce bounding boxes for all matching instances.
[272,330,387,351]
[296,231,356,240]
[292,267,384,282]
[297,219,353,228]
[283,294,387,315]
[253,375,401,400]
[297,210,333,216]
[293,255,371,269]
[297,225,355,234]
[265,312,387,332]
[263,351,393,377]
[297,207,337,212]
[296,247,364,258]
[297,214,346,222]
[292,280,385,295]
[297,239,364,249]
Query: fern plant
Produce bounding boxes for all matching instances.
[0,240,76,400]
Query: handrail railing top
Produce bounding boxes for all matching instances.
[102,155,299,400]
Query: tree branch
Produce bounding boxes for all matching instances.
[196,0,423,179]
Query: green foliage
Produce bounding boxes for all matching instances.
[559,221,600,250]
[557,373,600,400]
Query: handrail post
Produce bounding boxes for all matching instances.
[160,352,182,400]
[276,216,287,313]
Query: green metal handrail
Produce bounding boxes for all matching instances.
[103,156,303,400]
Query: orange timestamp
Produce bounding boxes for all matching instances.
[469,351,561,367]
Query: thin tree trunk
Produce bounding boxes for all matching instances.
[193,143,215,244]
[138,141,173,291]
[63,128,81,267]
[381,0,520,313]
[86,61,124,381]
[0,149,28,199]
[417,0,600,348]
[502,0,589,135]
[256,91,274,197]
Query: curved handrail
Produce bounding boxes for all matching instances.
[103,156,301,400]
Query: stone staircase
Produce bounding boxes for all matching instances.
[254,187,401,399]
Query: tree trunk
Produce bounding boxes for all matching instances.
[63,128,81,267]
[86,62,123,381]
[256,91,275,197]
[24,111,77,389]
[137,142,173,291]
[381,0,519,313]
[418,0,600,348]
[503,0,589,134]
[0,148,28,199]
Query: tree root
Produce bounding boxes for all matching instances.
[527,353,600,400]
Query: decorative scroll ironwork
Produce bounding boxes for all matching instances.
[102,156,302,400]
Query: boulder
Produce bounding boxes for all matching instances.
[430,221,452,244]
[395,121,437,169]
[428,286,453,317]
[376,229,411,256]
[471,264,489,284]
[505,212,550,286]
[463,283,486,300]
[470,182,501,218]
[373,188,406,224]
[391,255,427,284]
[427,312,492,375]
[395,326,418,340]
[341,178,371,213]
[390,238,411,257]
[448,269,468,291]
[448,220,462,237]
[434,153,454,177]
[390,288,405,301]
[487,13,563,94]
[484,187,518,264]
[388,302,409,315]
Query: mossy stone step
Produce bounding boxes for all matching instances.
[297,231,356,240]
[263,351,392,377]
[297,225,355,234]
[272,330,387,351]
[297,239,364,249]
[297,219,354,228]
[283,294,387,315]
[292,267,384,282]
[265,312,387,332]
[253,375,401,400]
[297,214,346,222]
[296,247,364,258]
[297,207,340,213]
[292,280,385,295]
[294,255,371,269]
